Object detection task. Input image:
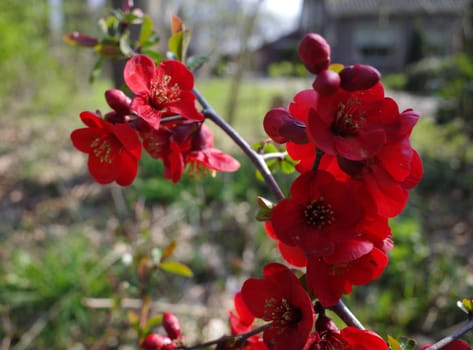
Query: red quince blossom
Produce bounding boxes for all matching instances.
[319,138,423,218]
[419,340,471,350]
[306,247,388,307]
[308,82,403,161]
[228,292,267,350]
[124,54,203,130]
[140,121,239,182]
[241,263,315,350]
[71,111,142,186]
[271,170,364,257]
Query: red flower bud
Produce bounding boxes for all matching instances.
[339,64,381,91]
[312,69,340,96]
[298,33,331,74]
[141,334,174,350]
[162,312,182,340]
[264,108,309,144]
[64,32,98,47]
[105,89,132,116]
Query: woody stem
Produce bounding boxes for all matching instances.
[193,88,285,201]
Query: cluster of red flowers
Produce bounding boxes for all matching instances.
[262,32,423,310]
[71,54,239,186]
[224,32,426,350]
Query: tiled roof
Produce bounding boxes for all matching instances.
[327,0,470,16]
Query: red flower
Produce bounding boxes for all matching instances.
[71,111,141,186]
[306,247,388,307]
[308,82,402,160]
[241,263,315,350]
[271,170,364,257]
[228,293,267,350]
[419,340,471,350]
[140,122,239,182]
[124,54,203,130]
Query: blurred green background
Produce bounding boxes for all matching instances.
[0,0,472,349]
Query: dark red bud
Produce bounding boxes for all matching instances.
[105,89,132,116]
[263,108,308,144]
[104,111,126,124]
[315,314,340,334]
[339,64,381,91]
[141,334,173,350]
[162,312,182,340]
[312,69,340,96]
[64,32,99,47]
[298,33,331,74]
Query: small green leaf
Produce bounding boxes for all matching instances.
[168,29,191,62]
[142,314,163,334]
[141,50,162,63]
[388,335,402,350]
[186,56,208,72]
[462,298,473,312]
[159,261,193,277]
[280,158,296,174]
[119,31,134,57]
[139,15,154,46]
[396,336,417,350]
[329,63,344,73]
[257,196,274,210]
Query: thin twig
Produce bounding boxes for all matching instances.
[426,318,473,350]
[193,87,285,201]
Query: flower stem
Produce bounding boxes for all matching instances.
[426,318,473,350]
[329,300,365,329]
[176,323,270,350]
[193,88,285,201]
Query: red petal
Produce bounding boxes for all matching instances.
[340,327,388,350]
[116,150,139,186]
[307,258,346,307]
[241,278,282,318]
[324,240,373,264]
[124,54,155,94]
[131,95,162,130]
[159,60,194,90]
[348,248,388,286]
[288,89,319,124]
[80,111,105,128]
[278,241,307,268]
[71,128,102,153]
[88,149,120,184]
[113,123,142,160]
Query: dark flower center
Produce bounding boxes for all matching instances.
[304,197,335,228]
[150,75,181,107]
[332,99,365,136]
[263,297,302,326]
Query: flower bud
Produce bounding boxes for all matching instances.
[162,312,182,340]
[339,64,381,91]
[64,32,98,47]
[105,89,132,116]
[298,33,331,74]
[263,108,308,144]
[312,69,340,96]
[315,313,340,334]
[141,334,174,350]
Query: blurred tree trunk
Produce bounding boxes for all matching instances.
[225,0,264,125]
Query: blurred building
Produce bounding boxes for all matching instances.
[258,0,470,73]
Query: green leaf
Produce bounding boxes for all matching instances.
[141,50,162,63]
[388,335,402,350]
[329,63,344,73]
[89,56,105,83]
[142,314,163,334]
[159,261,193,277]
[280,158,296,174]
[139,15,154,47]
[119,31,134,57]
[462,298,473,312]
[395,336,417,350]
[168,29,191,62]
[186,56,208,72]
